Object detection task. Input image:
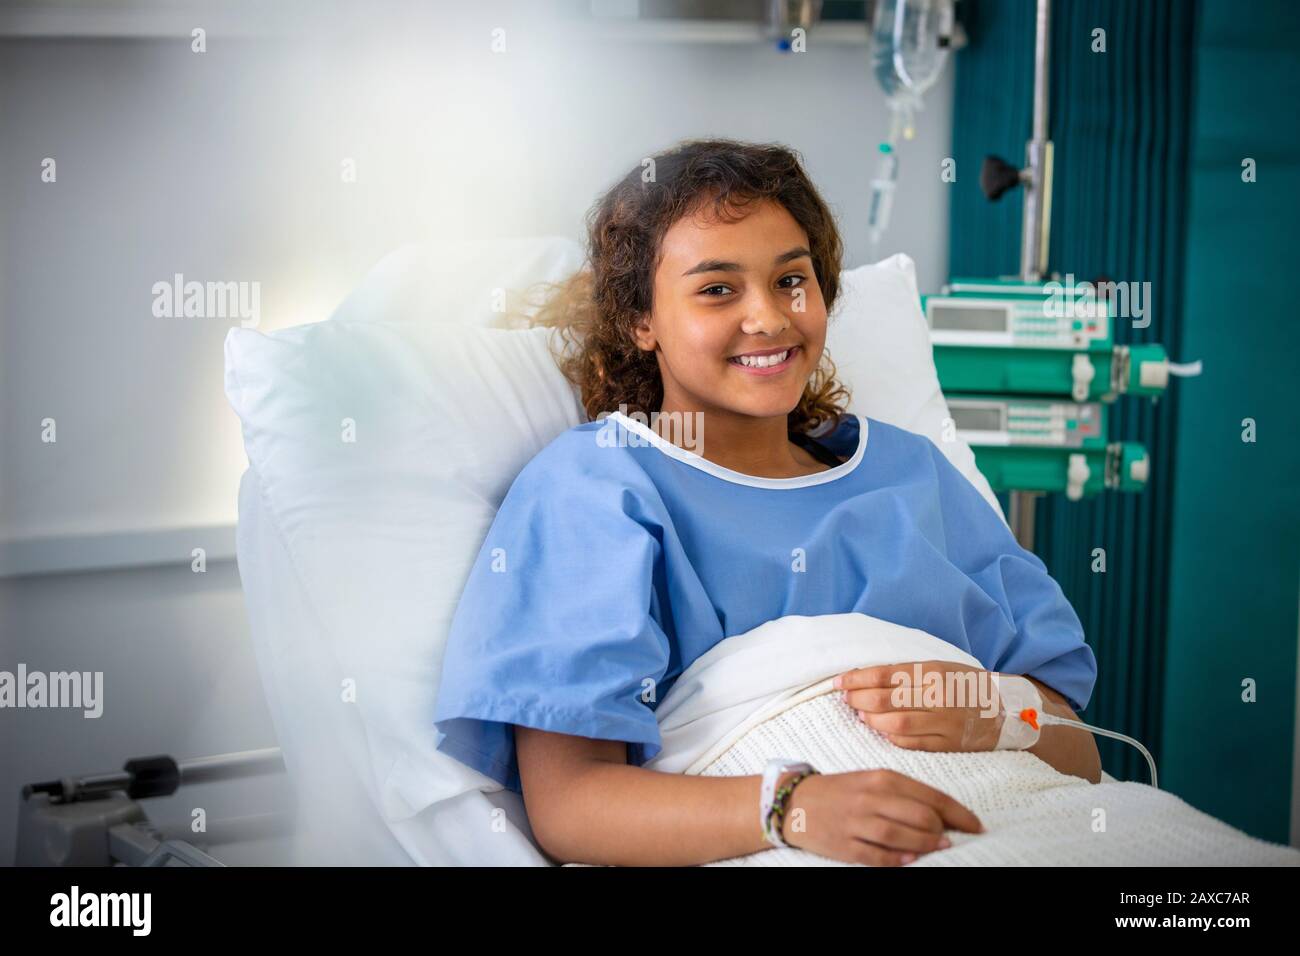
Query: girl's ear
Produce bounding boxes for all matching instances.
[631,312,657,352]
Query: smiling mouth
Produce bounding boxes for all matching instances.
[728,345,800,373]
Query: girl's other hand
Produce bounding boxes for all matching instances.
[835,660,1005,752]
[780,769,984,865]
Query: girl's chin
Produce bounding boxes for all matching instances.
[710,389,807,422]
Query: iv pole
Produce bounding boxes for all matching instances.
[1004,0,1054,550]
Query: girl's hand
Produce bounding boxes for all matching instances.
[834,660,1005,752]
[780,769,984,865]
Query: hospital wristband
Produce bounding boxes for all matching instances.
[760,759,817,848]
[766,771,816,848]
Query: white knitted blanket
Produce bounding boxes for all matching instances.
[642,613,1300,867]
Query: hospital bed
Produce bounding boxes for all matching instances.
[21,237,1291,866]
[217,235,1015,866]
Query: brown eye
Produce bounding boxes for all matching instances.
[778,274,806,289]
[700,284,732,296]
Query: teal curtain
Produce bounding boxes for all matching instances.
[947,0,1197,782]
[1162,0,1300,844]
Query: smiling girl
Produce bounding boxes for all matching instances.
[433,139,1100,867]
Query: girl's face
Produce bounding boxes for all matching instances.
[633,198,827,422]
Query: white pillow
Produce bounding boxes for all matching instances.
[829,254,1004,518]
[225,320,585,821]
[224,241,1001,831]
[334,242,999,515]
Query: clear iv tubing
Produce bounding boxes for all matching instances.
[867,141,899,253]
[868,101,912,254]
[1035,712,1159,789]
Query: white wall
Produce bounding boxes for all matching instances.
[0,2,954,545]
[0,0,954,865]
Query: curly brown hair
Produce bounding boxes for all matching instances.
[528,138,851,435]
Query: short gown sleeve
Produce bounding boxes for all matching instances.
[433,442,671,793]
[927,444,1099,713]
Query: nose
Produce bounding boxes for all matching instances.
[739,289,791,336]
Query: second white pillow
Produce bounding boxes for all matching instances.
[827,253,1004,519]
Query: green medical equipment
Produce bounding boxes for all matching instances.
[922,283,1174,402]
[946,397,1149,500]
[921,0,1195,545]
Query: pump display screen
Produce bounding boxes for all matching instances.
[951,406,1005,432]
[929,305,1008,332]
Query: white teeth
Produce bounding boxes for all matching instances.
[735,349,790,368]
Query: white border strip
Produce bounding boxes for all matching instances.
[608,411,868,489]
[0,524,236,578]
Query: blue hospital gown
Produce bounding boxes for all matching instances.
[433,411,1098,793]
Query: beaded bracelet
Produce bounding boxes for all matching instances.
[763,769,819,848]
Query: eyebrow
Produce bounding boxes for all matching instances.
[681,246,812,276]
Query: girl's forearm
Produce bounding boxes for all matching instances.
[528,761,779,866]
[1024,676,1102,783]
